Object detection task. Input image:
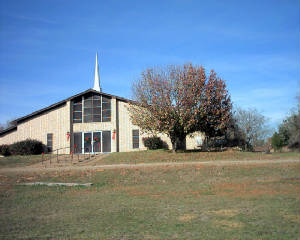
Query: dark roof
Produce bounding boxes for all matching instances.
[0,89,132,135]
[0,125,17,136]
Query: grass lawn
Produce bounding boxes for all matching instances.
[0,161,299,239]
[0,155,43,168]
[1,151,299,168]
[99,150,300,165]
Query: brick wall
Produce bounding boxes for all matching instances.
[0,102,71,154]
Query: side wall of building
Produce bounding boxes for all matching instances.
[0,102,71,154]
[118,101,204,151]
[0,129,18,145]
[118,100,147,152]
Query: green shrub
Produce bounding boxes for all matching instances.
[0,144,11,156]
[9,139,47,155]
[271,132,285,151]
[143,136,166,150]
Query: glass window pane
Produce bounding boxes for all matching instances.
[102,96,111,103]
[93,107,101,114]
[133,143,139,149]
[102,102,111,109]
[93,132,101,152]
[73,119,82,123]
[102,117,110,122]
[102,131,111,152]
[73,104,82,112]
[74,132,82,153]
[93,114,101,122]
[132,130,139,148]
[133,130,139,136]
[84,100,92,108]
[84,132,92,153]
[84,115,92,123]
[84,108,92,115]
[47,133,53,152]
[102,110,111,122]
[73,112,82,120]
[93,100,101,107]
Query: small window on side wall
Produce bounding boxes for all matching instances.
[47,133,53,152]
[132,130,139,149]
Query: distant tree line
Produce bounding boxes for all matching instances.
[271,101,299,151]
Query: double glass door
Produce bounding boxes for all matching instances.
[83,132,101,153]
[74,131,111,153]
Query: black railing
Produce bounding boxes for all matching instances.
[41,146,100,167]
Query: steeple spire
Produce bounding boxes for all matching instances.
[93,52,101,92]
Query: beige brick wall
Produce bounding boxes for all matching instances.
[0,102,71,154]
[118,100,144,152]
[0,129,18,145]
[186,131,205,150]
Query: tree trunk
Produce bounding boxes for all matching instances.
[202,136,209,151]
[170,134,186,152]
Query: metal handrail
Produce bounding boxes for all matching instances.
[42,145,98,166]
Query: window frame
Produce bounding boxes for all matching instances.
[72,97,83,123]
[47,133,53,152]
[132,129,139,149]
[72,94,111,123]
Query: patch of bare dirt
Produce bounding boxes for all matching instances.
[208,209,239,217]
[282,214,300,223]
[178,214,196,222]
[214,220,244,231]
[214,180,299,198]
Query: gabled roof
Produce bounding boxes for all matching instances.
[0,125,17,136]
[0,89,132,135]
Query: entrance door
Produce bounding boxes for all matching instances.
[102,131,111,153]
[82,131,111,153]
[74,132,82,153]
[93,132,102,153]
[84,132,92,153]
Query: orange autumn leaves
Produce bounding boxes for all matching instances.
[129,64,232,150]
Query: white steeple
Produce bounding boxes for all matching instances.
[93,52,101,92]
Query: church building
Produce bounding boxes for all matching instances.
[0,54,203,154]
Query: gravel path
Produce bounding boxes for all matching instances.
[0,159,299,173]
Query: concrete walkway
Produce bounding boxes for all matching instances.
[0,158,299,173]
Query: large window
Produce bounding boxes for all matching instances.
[47,133,53,152]
[83,94,101,122]
[72,93,111,123]
[102,96,111,122]
[132,130,139,149]
[73,97,82,123]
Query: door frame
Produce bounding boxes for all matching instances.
[81,130,112,153]
[82,131,103,154]
[92,131,102,153]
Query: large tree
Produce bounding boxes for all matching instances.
[128,64,232,151]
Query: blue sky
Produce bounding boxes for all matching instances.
[0,0,299,128]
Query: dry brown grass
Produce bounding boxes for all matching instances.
[214,220,244,231]
[208,209,239,217]
[178,214,197,222]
